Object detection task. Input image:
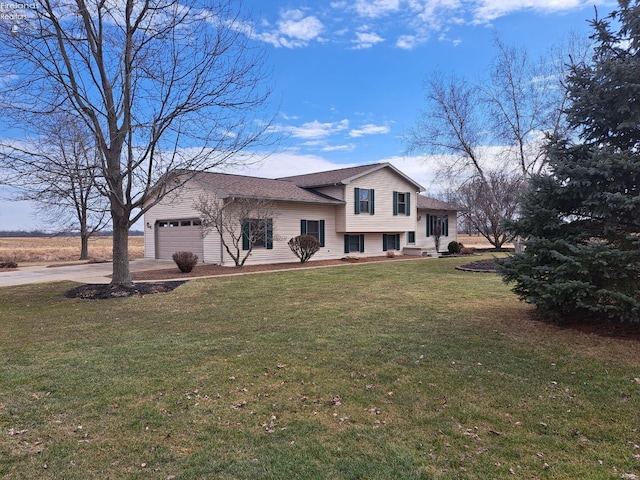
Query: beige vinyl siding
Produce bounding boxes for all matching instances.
[313,185,344,201]
[345,168,418,233]
[144,185,221,263]
[415,209,458,250]
[222,202,341,266]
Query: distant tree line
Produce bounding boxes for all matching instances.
[0,230,144,238]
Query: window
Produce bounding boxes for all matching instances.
[383,233,401,251]
[425,215,449,237]
[242,218,273,250]
[407,231,415,244]
[354,188,375,214]
[300,219,325,247]
[344,234,365,253]
[359,189,370,213]
[397,193,406,214]
[393,191,411,216]
[158,219,200,228]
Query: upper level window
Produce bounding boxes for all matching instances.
[359,189,369,213]
[354,188,375,214]
[393,191,411,216]
[397,193,406,214]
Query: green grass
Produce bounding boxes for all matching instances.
[1,255,639,479]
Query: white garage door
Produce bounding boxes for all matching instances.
[156,219,204,261]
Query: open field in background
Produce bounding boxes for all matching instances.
[0,236,145,264]
[457,234,514,250]
[1,255,639,479]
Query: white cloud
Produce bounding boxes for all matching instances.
[349,124,391,137]
[322,144,356,151]
[252,9,323,48]
[251,0,611,50]
[288,119,350,139]
[471,0,607,24]
[396,34,421,50]
[352,31,385,49]
[228,152,360,178]
[278,9,323,40]
[353,0,402,18]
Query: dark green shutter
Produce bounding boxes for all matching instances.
[344,235,349,253]
[426,214,431,237]
[393,191,398,216]
[444,216,449,237]
[369,189,375,214]
[300,219,307,235]
[382,234,388,251]
[354,188,360,214]
[242,219,250,250]
[406,192,411,216]
[359,234,365,253]
[319,220,325,247]
[408,231,415,243]
[266,219,273,249]
[395,234,400,250]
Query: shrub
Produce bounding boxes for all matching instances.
[447,241,461,254]
[386,250,395,258]
[0,260,18,269]
[288,235,320,263]
[172,251,198,273]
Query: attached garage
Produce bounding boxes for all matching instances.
[155,219,204,261]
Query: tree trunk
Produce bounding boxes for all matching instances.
[79,234,89,260]
[111,214,132,286]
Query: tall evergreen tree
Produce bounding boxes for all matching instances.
[497,0,640,323]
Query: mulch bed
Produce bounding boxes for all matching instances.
[64,281,186,300]
[455,258,498,272]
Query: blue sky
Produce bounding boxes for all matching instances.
[0,0,617,230]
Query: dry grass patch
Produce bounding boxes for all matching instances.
[0,236,144,264]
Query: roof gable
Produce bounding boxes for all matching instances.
[279,162,424,191]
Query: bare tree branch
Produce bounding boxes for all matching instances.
[0,112,110,259]
[195,195,277,267]
[0,0,276,284]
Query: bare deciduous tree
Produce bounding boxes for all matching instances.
[0,0,274,285]
[406,34,586,247]
[0,113,109,259]
[449,170,523,249]
[195,196,277,268]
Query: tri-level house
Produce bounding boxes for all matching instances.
[143,162,458,265]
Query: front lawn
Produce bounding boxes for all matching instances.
[1,255,638,479]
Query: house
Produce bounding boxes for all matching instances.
[143,162,458,265]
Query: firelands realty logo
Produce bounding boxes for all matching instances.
[0,3,37,27]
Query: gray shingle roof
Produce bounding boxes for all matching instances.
[416,195,459,211]
[193,172,343,204]
[279,162,424,191]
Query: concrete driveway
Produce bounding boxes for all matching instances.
[0,259,175,287]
